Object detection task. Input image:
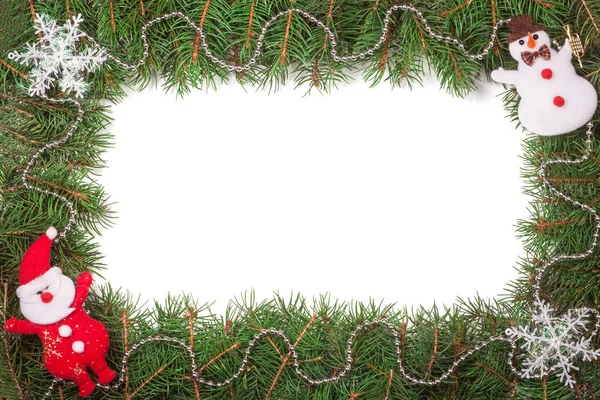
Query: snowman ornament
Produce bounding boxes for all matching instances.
[491,15,597,136]
[4,227,115,397]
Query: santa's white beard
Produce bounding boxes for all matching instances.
[18,268,76,325]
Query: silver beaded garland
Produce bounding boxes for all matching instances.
[84,5,508,74]
[27,5,598,398]
[21,94,82,242]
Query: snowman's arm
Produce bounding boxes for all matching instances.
[4,317,39,335]
[490,68,519,85]
[71,272,92,309]
[558,39,572,61]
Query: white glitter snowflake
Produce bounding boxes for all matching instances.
[506,300,600,388]
[8,13,106,98]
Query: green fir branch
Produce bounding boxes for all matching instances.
[1,0,600,398]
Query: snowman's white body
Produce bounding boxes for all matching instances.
[492,32,597,136]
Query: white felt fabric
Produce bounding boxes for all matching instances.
[72,341,85,354]
[492,31,597,136]
[58,324,73,337]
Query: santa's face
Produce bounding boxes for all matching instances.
[16,267,76,325]
[509,30,551,63]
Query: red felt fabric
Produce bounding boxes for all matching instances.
[5,231,115,397]
[19,232,53,285]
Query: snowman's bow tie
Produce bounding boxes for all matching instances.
[521,44,551,66]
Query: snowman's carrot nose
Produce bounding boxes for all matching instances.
[527,32,536,49]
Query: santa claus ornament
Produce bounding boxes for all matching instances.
[4,227,115,397]
[491,15,597,136]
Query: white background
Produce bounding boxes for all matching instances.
[96,74,529,315]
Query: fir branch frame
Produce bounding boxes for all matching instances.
[1,0,600,399]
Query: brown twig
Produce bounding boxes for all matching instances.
[301,355,324,363]
[412,12,427,51]
[184,307,200,399]
[384,370,393,400]
[0,93,70,113]
[265,315,316,400]
[2,283,25,399]
[475,361,513,386]
[450,328,463,399]
[542,375,548,400]
[245,0,256,49]
[58,384,64,400]
[9,105,34,118]
[251,322,283,358]
[449,51,463,81]
[0,145,20,158]
[0,58,30,81]
[27,175,88,200]
[379,22,392,72]
[192,379,201,400]
[139,0,147,21]
[131,366,165,397]
[185,307,196,349]
[530,0,556,7]
[438,0,474,17]
[29,0,42,38]
[0,124,37,144]
[64,249,84,263]
[400,322,407,362]
[574,381,584,400]
[424,323,438,380]
[5,231,28,236]
[2,185,24,193]
[120,308,131,399]
[535,151,578,158]
[578,0,600,32]
[582,382,597,400]
[538,177,596,184]
[542,197,559,204]
[311,59,320,87]
[109,1,116,33]
[322,0,336,51]
[348,391,365,400]
[65,0,72,19]
[534,217,577,233]
[248,313,284,358]
[279,10,294,65]
[491,0,499,55]
[198,342,242,373]
[366,363,386,376]
[192,0,212,64]
[508,376,518,399]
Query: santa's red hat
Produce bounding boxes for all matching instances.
[19,227,57,286]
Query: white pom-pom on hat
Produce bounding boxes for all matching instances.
[46,226,58,240]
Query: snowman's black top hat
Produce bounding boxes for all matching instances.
[507,15,546,43]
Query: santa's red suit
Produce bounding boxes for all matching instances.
[4,228,115,397]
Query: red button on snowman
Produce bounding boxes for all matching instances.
[491,15,597,136]
[4,227,115,397]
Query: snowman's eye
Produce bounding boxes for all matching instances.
[36,291,43,295]
[519,39,525,45]
[533,34,539,40]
